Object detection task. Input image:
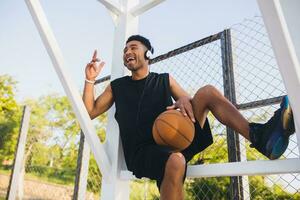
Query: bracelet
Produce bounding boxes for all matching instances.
[85,79,95,84]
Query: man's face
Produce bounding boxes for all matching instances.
[123,40,147,71]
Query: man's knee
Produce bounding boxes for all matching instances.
[165,153,186,179]
[195,84,218,98]
[192,84,218,108]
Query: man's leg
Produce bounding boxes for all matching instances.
[191,85,295,159]
[160,153,186,200]
[191,85,250,140]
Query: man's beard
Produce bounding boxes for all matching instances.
[125,63,141,72]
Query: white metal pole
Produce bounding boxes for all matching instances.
[98,0,166,199]
[7,106,30,200]
[73,132,91,200]
[100,0,139,198]
[130,0,166,16]
[239,138,250,200]
[24,0,112,180]
[256,0,300,154]
[186,158,300,178]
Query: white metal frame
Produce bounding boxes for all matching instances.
[7,106,31,200]
[24,0,300,199]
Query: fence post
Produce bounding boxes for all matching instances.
[221,29,244,200]
[7,106,31,200]
[73,131,91,200]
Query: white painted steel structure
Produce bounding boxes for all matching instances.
[7,106,31,200]
[75,133,91,200]
[24,0,300,199]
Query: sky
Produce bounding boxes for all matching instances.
[0,0,261,101]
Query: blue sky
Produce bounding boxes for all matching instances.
[0,0,260,101]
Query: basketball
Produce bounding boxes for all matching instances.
[152,109,195,151]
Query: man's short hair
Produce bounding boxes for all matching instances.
[126,35,154,54]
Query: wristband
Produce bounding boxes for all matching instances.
[85,79,95,84]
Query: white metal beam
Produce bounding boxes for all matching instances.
[187,159,300,178]
[24,0,112,180]
[7,106,30,200]
[74,132,91,200]
[108,12,119,26]
[256,0,300,153]
[130,0,166,16]
[97,0,123,16]
[100,0,139,198]
[120,158,300,180]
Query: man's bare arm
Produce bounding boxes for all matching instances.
[83,50,114,119]
[167,75,195,122]
[83,83,114,119]
[169,75,190,100]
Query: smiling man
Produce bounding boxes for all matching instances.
[83,35,295,200]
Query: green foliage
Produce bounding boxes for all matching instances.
[24,94,81,170]
[249,176,300,200]
[185,177,230,200]
[87,155,102,193]
[84,113,108,194]
[0,75,22,163]
[25,165,76,185]
[130,179,159,200]
[0,75,18,115]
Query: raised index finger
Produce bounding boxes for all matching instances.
[92,50,97,60]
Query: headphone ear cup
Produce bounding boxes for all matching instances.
[145,50,152,60]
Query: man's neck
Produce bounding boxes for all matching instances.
[131,66,149,80]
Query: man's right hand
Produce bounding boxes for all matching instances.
[85,50,105,81]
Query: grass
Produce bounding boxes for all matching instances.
[0,167,73,186]
[24,172,74,186]
[0,168,10,175]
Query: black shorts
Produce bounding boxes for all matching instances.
[130,118,213,190]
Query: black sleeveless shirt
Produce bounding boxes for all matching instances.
[110,72,173,170]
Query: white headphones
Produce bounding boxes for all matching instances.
[145,46,154,60]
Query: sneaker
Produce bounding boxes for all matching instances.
[281,96,295,135]
[249,95,295,160]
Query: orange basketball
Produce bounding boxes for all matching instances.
[152,110,195,151]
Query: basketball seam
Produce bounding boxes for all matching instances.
[154,120,174,148]
[156,118,193,143]
[158,111,194,130]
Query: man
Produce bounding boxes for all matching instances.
[83,35,295,200]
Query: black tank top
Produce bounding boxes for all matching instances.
[110,72,173,170]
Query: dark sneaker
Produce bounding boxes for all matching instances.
[249,96,295,160]
[281,96,295,135]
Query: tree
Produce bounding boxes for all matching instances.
[0,75,21,164]
[24,94,81,169]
